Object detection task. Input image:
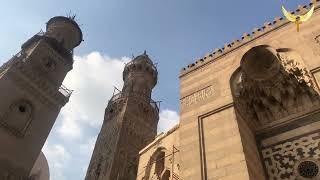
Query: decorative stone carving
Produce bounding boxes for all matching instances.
[261,131,320,179]
[296,159,320,179]
[181,86,214,107]
[233,45,320,130]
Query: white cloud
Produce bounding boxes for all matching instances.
[57,52,130,140]
[45,51,180,179]
[42,143,70,180]
[57,116,82,140]
[157,109,180,133]
[80,136,97,155]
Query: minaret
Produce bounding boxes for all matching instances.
[0,16,82,178]
[85,51,159,180]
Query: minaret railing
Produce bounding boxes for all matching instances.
[58,85,73,98]
[110,91,159,113]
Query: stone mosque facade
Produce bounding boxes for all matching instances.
[135,2,320,180]
[1,1,320,180]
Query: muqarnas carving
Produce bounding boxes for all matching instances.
[231,45,320,130]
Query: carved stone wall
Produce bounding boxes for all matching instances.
[261,131,320,179]
[85,100,122,179]
[233,46,320,131]
[136,125,180,180]
[0,99,33,137]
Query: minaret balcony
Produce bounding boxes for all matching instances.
[124,59,157,72]
[58,84,73,98]
[110,91,159,113]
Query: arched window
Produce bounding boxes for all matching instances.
[144,148,167,180]
[161,170,170,180]
[155,151,165,177]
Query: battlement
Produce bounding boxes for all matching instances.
[110,91,160,113]
[180,1,320,77]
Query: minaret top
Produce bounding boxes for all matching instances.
[123,51,158,89]
[46,16,83,50]
[131,50,154,66]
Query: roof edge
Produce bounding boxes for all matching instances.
[139,123,180,155]
[180,1,320,77]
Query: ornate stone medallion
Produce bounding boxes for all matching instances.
[295,158,320,180]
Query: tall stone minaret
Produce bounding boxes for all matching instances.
[0,16,82,178]
[85,51,159,180]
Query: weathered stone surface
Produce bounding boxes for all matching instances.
[136,125,180,180]
[0,16,82,178]
[85,52,159,180]
[177,2,320,180]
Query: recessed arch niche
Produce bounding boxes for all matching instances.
[230,45,320,179]
[143,147,171,180]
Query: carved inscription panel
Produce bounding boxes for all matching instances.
[261,131,320,179]
[180,86,214,107]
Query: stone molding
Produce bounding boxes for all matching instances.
[197,103,234,180]
[10,60,68,107]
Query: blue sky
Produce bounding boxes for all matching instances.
[0,0,311,179]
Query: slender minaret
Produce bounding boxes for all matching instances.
[0,16,82,178]
[85,51,159,180]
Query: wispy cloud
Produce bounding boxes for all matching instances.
[57,52,130,140]
[43,143,70,180]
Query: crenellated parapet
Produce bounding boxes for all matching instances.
[180,1,320,76]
